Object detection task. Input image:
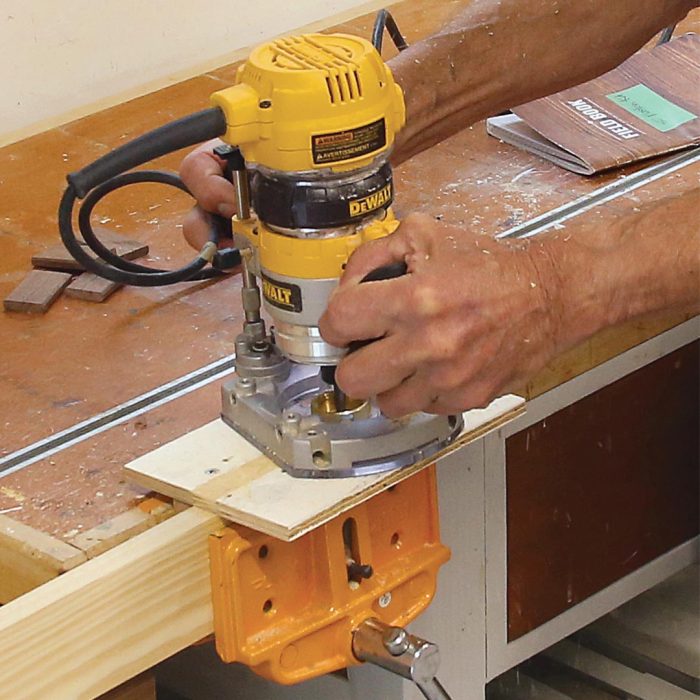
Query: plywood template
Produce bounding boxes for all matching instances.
[126,394,525,541]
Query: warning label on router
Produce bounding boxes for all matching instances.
[312,119,386,164]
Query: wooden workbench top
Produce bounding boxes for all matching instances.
[1,1,697,551]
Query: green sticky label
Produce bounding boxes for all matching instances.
[606,84,697,132]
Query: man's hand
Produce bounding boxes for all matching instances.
[179,139,237,249]
[319,214,561,417]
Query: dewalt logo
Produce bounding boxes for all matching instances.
[261,274,302,313]
[263,279,292,306]
[348,184,392,217]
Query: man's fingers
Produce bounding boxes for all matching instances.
[377,375,497,419]
[427,361,512,415]
[180,144,237,216]
[373,353,505,418]
[319,274,413,347]
[341,212,437,286]
[341,230,410,286]
[183,206,211,250]
[375,371,433,418]
[334,334,418,400]
[429,380,498,415]
[183,206,234,251]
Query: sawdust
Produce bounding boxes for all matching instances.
[0,486,25,503]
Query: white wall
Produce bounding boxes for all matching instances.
[0,0,381,146]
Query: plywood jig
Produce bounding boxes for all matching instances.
[126,394,525,540]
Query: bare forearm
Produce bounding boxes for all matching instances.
[320,183,698,416]
[534,188,700,355]
[390,0,697,162]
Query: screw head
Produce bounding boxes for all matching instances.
[378,591,392,608]
[236,376,256,397]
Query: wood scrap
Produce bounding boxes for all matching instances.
[65,272,121,302]
[31,243,89,272]
[9,234,149,310]
[96,229,149,260]
[113,240,149,259]
[3,270,72,314]
[32,238,148,272]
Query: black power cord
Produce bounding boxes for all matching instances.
[372,9,409,53]
[58,107,241,286]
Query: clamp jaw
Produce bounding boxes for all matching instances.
[208,467,453,696]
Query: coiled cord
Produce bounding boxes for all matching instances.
[58,107,238,286]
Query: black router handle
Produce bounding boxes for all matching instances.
[347,261,408,354]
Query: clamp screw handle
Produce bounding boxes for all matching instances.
[383,626,410,655]
[352,618,453,700]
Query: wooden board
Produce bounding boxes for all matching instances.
[68,507,161,558]
[3,269,72,314]
[0,507,220,700]
[30,243,92,272]
[0,514,86,602]
[65,272,122,302]
[31,239,148,272]
[126,394,524,541]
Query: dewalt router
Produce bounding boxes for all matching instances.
[59,16,463,478]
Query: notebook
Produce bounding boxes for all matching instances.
[486,33,700,175]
